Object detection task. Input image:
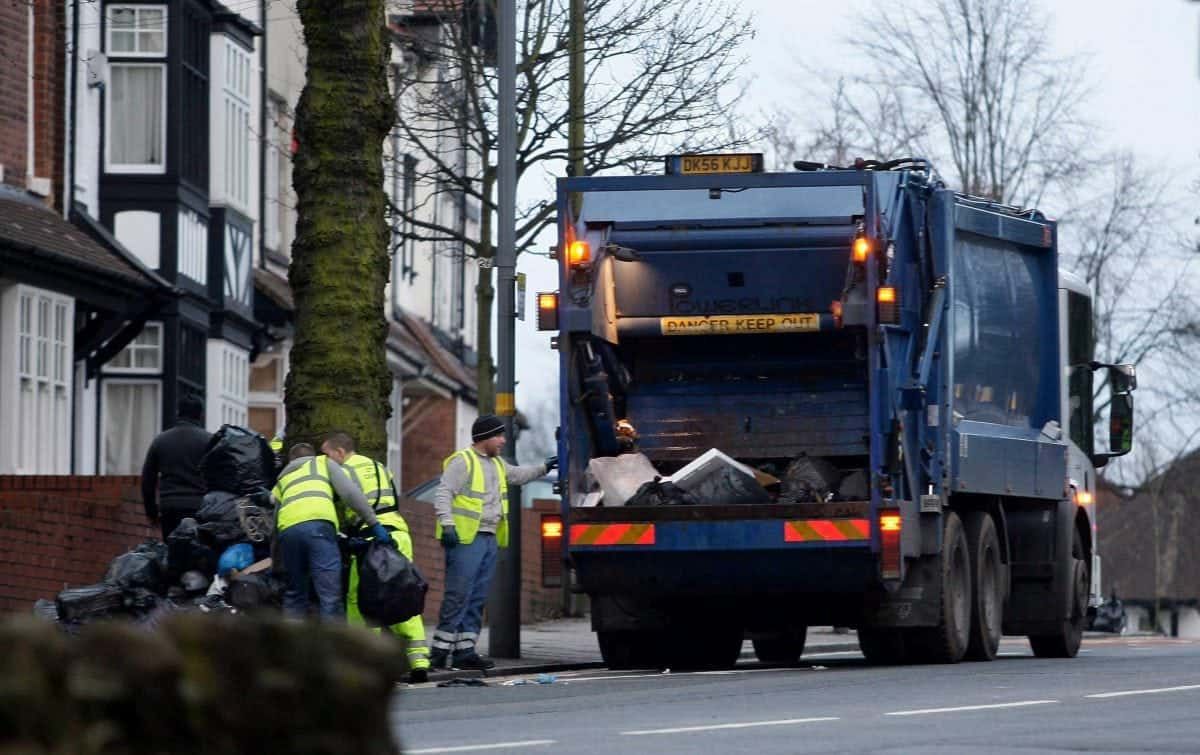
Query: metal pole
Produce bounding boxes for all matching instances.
[488,0,520,659]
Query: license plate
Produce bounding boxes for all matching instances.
[679,154,760,175]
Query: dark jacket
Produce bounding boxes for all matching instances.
[141,420,213,517]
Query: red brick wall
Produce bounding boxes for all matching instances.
[0,0,29,188]
[0,476,156,612]
[1,477,564,625]
[401,397,456,492]
[0,0,62,202]
[33,0,65,207]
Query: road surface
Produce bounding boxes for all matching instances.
[392,635,1200,754]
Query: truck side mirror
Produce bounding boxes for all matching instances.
[1108,364,1137,393]
[1108,392,1134,458]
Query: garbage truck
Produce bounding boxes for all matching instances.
[537,155,1137,668]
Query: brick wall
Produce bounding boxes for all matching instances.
[0,0,61,201]
[401,397,456,493]
[32,0,65,206]
[0,0,29,188]
[0,476,155,612]
[1,477,565,625]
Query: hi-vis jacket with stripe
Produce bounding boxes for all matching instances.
[340,452,409,534]
[434,448,548,547]
[436,448,509,546]
[271,455,378,533]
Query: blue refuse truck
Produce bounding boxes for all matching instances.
[538,155,1137,668]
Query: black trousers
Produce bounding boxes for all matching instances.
[159,506,199,541]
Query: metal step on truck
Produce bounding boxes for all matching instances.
[537,154,1137,669]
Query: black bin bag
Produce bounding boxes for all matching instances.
[357,541,428,626]
[200,425,277,495]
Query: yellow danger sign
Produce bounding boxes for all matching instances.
[659,313,821,336]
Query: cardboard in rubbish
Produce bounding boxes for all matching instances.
[665,448,776,506]
[586,453,659,507]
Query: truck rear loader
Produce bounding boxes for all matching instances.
[539,156,1137,668]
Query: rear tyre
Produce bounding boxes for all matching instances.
[857,627,908,665]
[752,627,808,665]
[909,511,971,663]
[964,511,1004,661]
[598,630,664,670]
[1030,526,1087,658]
[669,625,743,670]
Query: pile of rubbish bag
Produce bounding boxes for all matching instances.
[582,448,869,507]
[34,423,426,631]
[36,425,284,631]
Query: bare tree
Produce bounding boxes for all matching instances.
[388,0,755,413]
[795,0,1091,207]
[767,0,1200,483]
[1060,154,1199,424]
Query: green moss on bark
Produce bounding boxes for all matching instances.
[287,0,394,460]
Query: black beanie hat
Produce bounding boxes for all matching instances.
[472,414,506,442]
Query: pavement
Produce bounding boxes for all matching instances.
[395,634,1200,754]
[423,618,861,683]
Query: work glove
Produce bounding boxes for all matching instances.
[543,456,559,472]
[440,525,459,548]
[371,523,394,546]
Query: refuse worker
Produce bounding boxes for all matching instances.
[141,394,212,541]
[271,442,392,620]
[431,414,557,670]
[320,431,432,684]
[270,433,285,471]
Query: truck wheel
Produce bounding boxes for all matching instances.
[964,511,1004,661]
[1029,527,1087,658]
[857,628,907,665]
[598,630,664,670]
[669,625,743,670]
[909,511,971,663]
[752,627,808,664]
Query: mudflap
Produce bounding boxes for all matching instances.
[860,553,943,628]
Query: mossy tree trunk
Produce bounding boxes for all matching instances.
[287,0,394,460]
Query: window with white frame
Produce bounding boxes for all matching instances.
[5,286,74,474]
[106,5,167,172]
[223,40,253,211]
[106,323,163,372]
[207,340,248,428]
[100,321,163,474]
[177,209,208,284]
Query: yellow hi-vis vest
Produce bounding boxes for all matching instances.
[340,453,408,534]
[272,456,339,532]
[435,448,508,547]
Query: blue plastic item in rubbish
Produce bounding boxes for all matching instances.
[217,543,255,577]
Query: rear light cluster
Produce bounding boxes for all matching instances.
[879,511,902,579]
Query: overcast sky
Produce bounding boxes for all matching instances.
[511,0,1200,459]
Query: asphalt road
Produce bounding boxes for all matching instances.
[391,636,1200,754]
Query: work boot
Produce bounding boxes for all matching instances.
[451,652,495,671]
[408,668,429,684]
[429,649,449,669]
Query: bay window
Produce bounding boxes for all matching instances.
[1,286,74,474]
[106,5,168,173]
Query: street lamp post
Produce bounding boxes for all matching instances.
[488,0,520,659]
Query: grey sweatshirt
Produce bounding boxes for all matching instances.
[273,455,379,528]
[434,451,546,533]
